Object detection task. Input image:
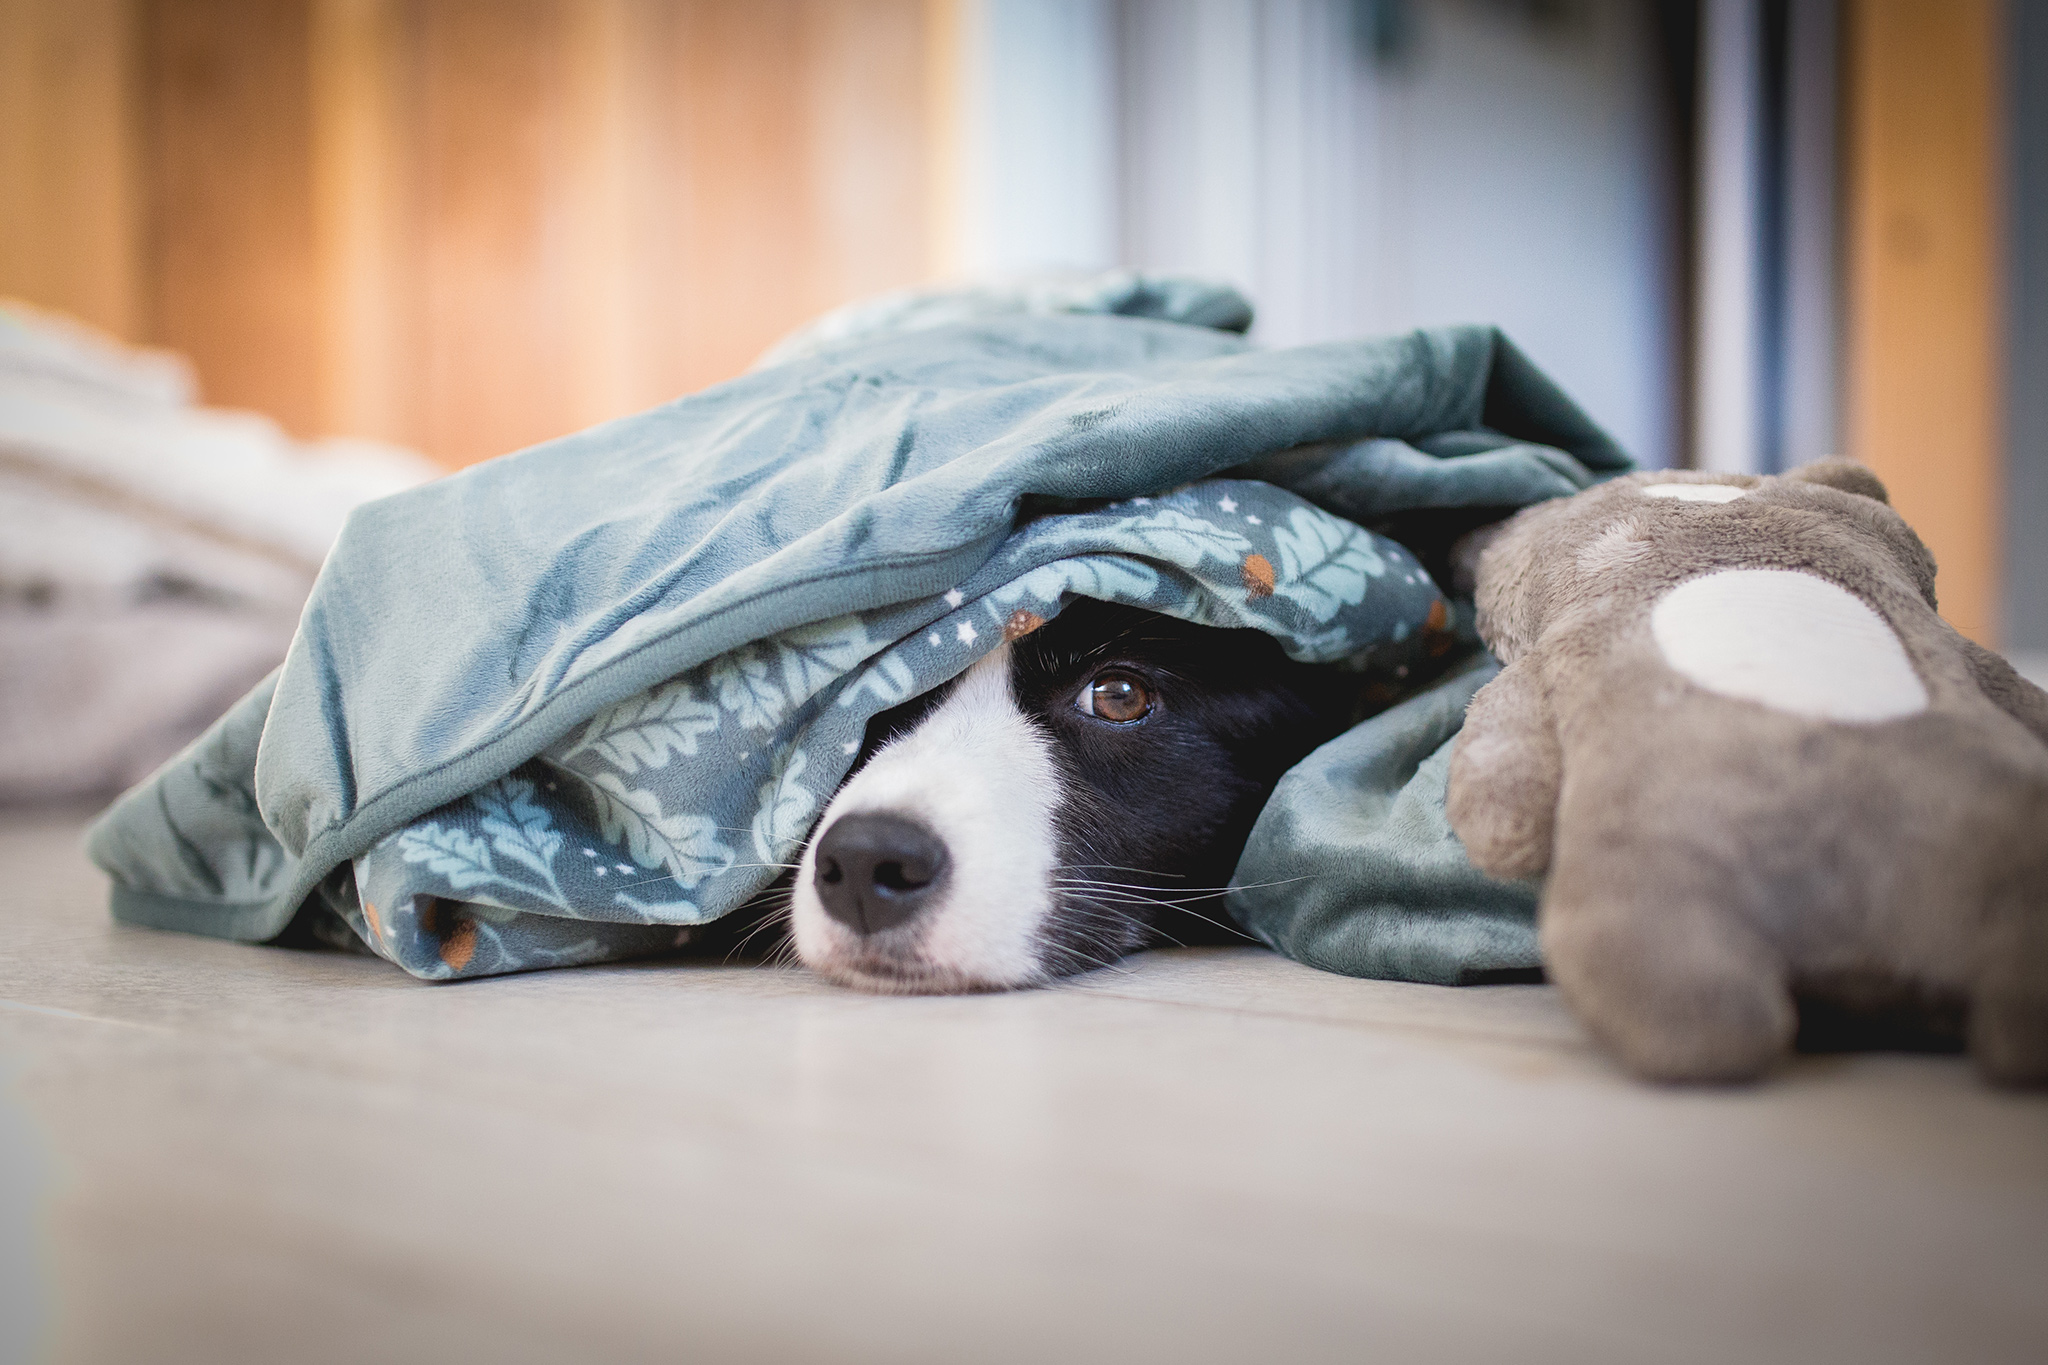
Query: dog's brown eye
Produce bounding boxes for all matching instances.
[1078,671,1152,723]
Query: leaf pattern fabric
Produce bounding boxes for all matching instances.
[87,301,1630,986]
[562,681,720,773]
[338,480,1455,977]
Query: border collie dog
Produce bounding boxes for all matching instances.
[789,599,1359,992]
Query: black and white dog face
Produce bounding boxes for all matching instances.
[790,600,1355,992]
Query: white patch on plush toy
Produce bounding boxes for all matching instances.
[1577,517,1652,575]
[1641,482,1748,503]
[1651,569,1930,721]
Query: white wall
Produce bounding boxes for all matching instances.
[952,0,1122,276]
[1694,0,1842,476]
[1351,0,1677,468]
[1694,0,1764,474]
[1118,0,1373,350]
[951,0,1682,467]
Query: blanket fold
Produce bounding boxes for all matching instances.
[90,294,1628,982]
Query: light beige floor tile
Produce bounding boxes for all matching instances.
[3,810,2045,1365]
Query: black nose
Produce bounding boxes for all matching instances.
[812,813,949,935]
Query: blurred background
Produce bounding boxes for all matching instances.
[0,0,2041,761]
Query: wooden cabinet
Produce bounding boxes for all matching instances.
[1844,0,2003,645]
[1,0,945,466]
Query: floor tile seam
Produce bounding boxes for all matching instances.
[1055,986,1592,1054]
[2,976,1584,1056]
[0,1018,1122,1161]
[0,996,173,1032]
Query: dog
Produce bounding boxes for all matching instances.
[782,598,1361,992]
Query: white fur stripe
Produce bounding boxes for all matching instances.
[792,645,1059,989]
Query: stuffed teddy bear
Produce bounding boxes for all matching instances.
[1446,459,2048,1084]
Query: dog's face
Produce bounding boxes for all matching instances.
[789,600,1353,992]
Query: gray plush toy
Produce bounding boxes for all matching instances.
[1446,460,2048,1084]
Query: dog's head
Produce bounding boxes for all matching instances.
[788,600,1353,992]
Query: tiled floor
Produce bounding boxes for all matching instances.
[3,808,2045,1365]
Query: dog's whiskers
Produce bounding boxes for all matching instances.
[1038,936,1136,978]
[729,905,791,951]
[1050,880,1259,944]
[1051,879,1232,905]
[1056,862,1190,879]
[609,860,802,894]
[1053,872,1318,898]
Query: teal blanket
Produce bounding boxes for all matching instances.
[87,286,1628,982]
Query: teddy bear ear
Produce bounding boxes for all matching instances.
[1782,457,1890,504]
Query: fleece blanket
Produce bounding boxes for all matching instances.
[88,282,1629,982]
